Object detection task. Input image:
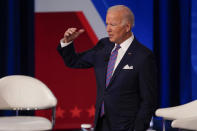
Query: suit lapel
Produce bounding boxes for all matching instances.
[106,38,138,88]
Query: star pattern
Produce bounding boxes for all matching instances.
[87,105,95,117]
[70,106,82,118]
[56,106,65,119]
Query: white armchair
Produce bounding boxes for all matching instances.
[155,100,197,131]
[0,75,57,130]
[171,117,197,130]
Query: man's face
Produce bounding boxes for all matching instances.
[106,11,129,44]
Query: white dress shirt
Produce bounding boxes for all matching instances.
[111,35,134,74]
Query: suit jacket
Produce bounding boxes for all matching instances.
[57,37,157,131]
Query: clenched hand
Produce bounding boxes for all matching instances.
[63,28,85,43]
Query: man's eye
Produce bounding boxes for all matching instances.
[106,23,117,26]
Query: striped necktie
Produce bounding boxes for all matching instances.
[106,44,121,87]
[100,44,121,117]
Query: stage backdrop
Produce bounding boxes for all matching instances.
[34,0,153,129]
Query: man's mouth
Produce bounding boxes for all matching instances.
[108,34,113,38]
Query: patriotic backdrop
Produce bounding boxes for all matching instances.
[0,0,194,130]
[34,0,153,129]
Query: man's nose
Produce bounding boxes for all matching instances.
[106,25,111,32]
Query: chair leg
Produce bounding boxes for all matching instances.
[162,119,166,131]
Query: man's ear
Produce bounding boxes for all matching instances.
[126,23,131,32]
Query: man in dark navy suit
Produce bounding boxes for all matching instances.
[57,5,157,131]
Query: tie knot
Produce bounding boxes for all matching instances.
[115,44,121,50]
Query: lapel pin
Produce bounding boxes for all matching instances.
[128,52,132,55]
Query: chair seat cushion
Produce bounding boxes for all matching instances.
[0,116,52,130]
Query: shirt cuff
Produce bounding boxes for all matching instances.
[60,38,72,48]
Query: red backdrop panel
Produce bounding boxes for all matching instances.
[35,12,98,129]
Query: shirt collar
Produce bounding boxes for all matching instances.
[115,33,134,52]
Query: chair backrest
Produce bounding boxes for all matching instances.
[0,75,57,110]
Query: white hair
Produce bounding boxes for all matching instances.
[107,5,135,28]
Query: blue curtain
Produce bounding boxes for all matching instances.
[154,0,192,107]
[0,0,34,115]
[191,0,197,101]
